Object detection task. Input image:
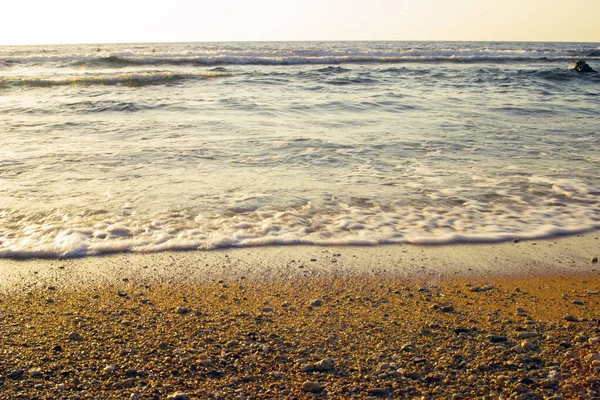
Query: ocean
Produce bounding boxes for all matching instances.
[1,41,599,258]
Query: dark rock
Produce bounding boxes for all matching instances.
[403,371,421,380]
[367,387,389,396]
[7,369,24,380]
[207,369,224,378]
[564,314,579,322]
[489,335,508,343]
[302,381,323,393]
[573,59,596,73]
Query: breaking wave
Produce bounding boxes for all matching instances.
[1,71,231,88]
[2,47,599,68]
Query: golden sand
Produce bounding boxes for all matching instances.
[1,270,599,399]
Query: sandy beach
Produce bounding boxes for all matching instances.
[1,234,599,399]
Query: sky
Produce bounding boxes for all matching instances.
[2,0,599,45]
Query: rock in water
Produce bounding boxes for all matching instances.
[573,59,596,73]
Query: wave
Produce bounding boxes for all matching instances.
[0,71,230,88]
[587,49,600,57]
[85,53,600,67]
[1,216,597,260]
[3,48,599,68]
[2,181,600,259]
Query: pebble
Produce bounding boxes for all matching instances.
[29,368,42,378]
[518,332,538,339]
[176,306,189,314]
[541,379,558,388]
[401,343,415,352]
[314,358,335,371]
[489,335,507,343]
[310,299,323,307]
[103,365,116,373]
[513,345,524,353]
[564,314,579,322]
[198,358,212,367]
[301,363,315,372]
[7,369,24,380]
[561,384,575,392]
[378,362,391,370]
[69,331,82,341]
[302,381,323,393]
[367,387,388,395]
[572,299,584,305]
[515,307,528,316]
[120,378,135,388]
[166,393,189,400]
[521,341,537,352]
[592,256,598,263]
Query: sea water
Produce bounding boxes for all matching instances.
[1,41,599,258]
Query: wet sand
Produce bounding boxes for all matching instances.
[1,234,599,399]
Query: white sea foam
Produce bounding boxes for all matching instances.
[1,185,599,258]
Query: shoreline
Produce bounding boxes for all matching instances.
[2,232,599,291]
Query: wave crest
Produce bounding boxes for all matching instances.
[1,71,230,88]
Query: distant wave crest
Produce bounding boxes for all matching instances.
[1,71,230,88]
[87,50,600,66]
[2,47,599,68]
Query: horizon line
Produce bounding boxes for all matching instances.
[1,39,599,47]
